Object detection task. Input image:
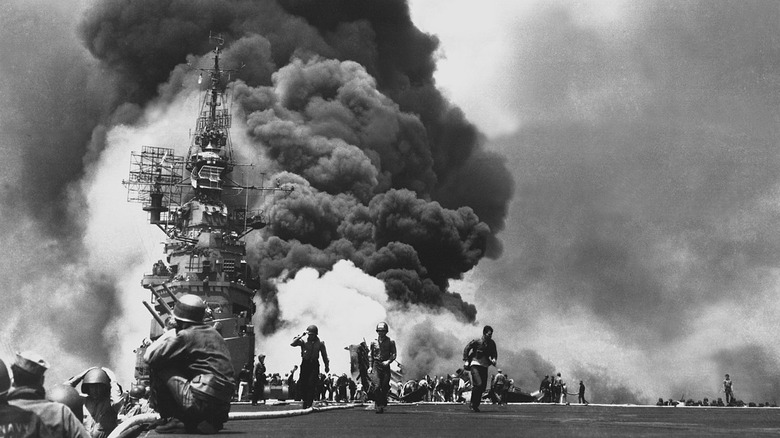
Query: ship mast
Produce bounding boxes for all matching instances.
[186,32,235,196]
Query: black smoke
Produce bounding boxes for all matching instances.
[75,0,513,323]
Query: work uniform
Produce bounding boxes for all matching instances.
[0,403,55,438]
[251,360,266,405]
[553,374,563,403]
[462,336,497,410]
[492,372,507,405]
[724,379,734,405]
[82,397,118,438]
[370,335,397,408]
[578,382,588,404]
[8,386,90,438]
[145,324,235,432]
[291,336,329,409]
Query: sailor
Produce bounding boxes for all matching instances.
[335,373,349,402]
[578,380,589,405]
[251,354,267,406]
[441,375,454,402]
[491,369,507,405]
[236,361,252,402]
[723,374,734,405]
[6,351,89,438]
[66,367,123,438]
[553,373,563,403]
[144,294,235,434]
[368,322,397,413]
[454,369,471,403]
[290,324,330,409]
[540,375,551,402]
[287,365,299,401]
[0,357,55,438]
[117,384,150,420]
[462,325,498,412]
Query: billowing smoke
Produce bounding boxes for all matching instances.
[1,0,514,386]
[256,259,480,378]
[76,0,513,325]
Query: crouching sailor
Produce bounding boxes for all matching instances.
[144,294,235,434]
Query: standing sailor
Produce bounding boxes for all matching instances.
[578,380,589,405]
[251,354,267,406]
[144,294,235,434]
[723,374,734,405]
[368,322,397,414]
[291,325,330,409]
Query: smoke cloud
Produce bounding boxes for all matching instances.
[257,260,477,378]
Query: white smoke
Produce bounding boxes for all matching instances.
[257,259,477,379]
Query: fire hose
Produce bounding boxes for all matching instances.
[107,403,358,438]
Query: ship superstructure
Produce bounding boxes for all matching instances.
[123,34,283,383]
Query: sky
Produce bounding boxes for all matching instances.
[1,0,779,405]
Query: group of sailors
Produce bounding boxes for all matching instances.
[0,350,130,438]
[3,293,241,437]
[236,362,367,405]
[3,310,592,438]
[656,374,776,408]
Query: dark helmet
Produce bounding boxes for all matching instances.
[376,322,389,332]
[306,324,318,335]
[48,384,84,422]
[173,294,206,323]
[129,384,146,399]
[82,368,111,385]
[0,358,10,397]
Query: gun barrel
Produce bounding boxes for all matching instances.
[161,284,179,303]
[156,297,174,315]
[143,301,166,328]
[149,287,174,314]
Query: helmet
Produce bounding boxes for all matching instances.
[376,322,389,332]
[0,358,10,397]
[47,384,84,422]
[129,384,146,399]
[82,368,110,385]
[173,294,206,323]
[306,325,318,335]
